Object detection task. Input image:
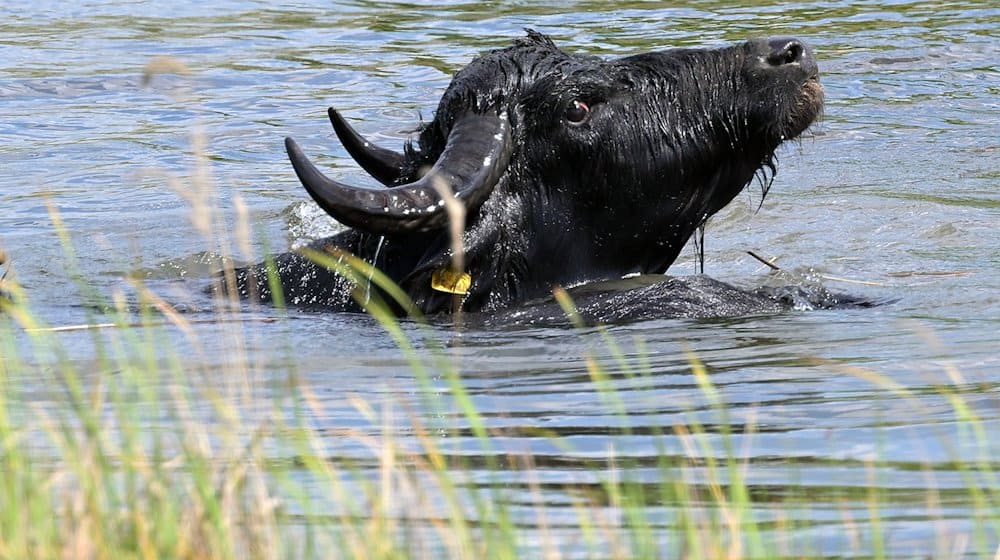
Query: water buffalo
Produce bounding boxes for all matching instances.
[229,31,832,319]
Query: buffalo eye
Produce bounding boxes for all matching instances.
[564,100,590,125]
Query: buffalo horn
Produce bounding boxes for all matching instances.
[327,107,404,186]
[286,112,512,234]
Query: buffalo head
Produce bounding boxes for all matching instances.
[235,31,823,314]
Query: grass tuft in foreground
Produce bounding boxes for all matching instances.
[2,233,996,558]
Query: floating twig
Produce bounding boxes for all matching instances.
[746,250,781,271]
[747,250,886,286]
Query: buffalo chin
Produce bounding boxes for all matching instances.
[784,77,824,140]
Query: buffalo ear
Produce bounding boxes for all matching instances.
[287,112,513,234]
[328,107,405,186]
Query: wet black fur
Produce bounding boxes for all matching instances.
[231,31,824,316]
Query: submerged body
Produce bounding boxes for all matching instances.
[232,32,828,318]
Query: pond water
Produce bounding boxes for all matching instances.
[1,1,997,557]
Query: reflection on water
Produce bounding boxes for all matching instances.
[1,0,997,556]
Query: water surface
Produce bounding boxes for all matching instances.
[1,1,997,557]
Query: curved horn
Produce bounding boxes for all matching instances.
[286,112,512,234]
[328,107,405,186]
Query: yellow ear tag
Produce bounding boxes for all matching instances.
[431,267,472,295]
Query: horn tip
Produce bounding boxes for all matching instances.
[327,107,344,125]
[284,137,310,172]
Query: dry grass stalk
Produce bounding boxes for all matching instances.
[430,172,467,324]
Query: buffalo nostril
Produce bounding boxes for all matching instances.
[766,38,806,67]
[783,42,803,64]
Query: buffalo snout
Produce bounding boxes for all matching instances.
[761,37,818,77]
